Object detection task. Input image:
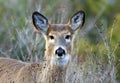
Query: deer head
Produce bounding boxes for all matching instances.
[32,10,85,66]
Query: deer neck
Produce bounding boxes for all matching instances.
[41,55,68,83]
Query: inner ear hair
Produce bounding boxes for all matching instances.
[32,11,49,35]
[71,10,85,26]
[69,10,85,31]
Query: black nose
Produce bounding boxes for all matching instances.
[55,47,65,57]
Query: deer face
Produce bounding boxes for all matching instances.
[32,11,85,66]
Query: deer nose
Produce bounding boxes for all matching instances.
[55,47,65,57]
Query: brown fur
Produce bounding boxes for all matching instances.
[0,58,42,83]
[0,57,67,83]
[45,24,73,58]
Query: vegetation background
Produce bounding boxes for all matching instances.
[0,0,120,83]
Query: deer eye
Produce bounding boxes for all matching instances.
[49,35,54,40]
[65,35,71,40]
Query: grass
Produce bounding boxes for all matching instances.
[0,0,120,83]
[66,18,118,83]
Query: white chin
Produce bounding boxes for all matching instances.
[51,54,70,66]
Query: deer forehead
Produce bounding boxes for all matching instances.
[47,24,73,36]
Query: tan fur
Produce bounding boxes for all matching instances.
[0,58,42,83]
[0,11,85,83]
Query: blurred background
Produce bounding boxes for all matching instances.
[0,0,120,82]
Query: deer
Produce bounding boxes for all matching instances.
[0,10,85,83]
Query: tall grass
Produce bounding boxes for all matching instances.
[65,17,118,83]
[0,0,119,83]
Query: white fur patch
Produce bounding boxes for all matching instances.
[51,54,70,66]
[49,39,55,43]
[66,38,71,43]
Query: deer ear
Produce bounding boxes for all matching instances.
[32,11,48,34]
[69,10,85,31]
